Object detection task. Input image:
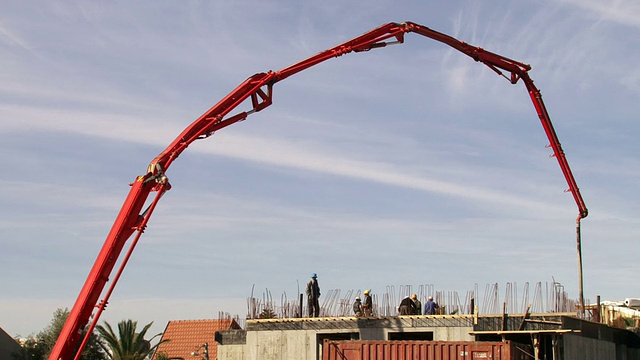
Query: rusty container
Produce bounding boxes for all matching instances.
[322,340,531,360]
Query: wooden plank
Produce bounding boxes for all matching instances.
[518,304,532,330]
[469,329,579,335]
[501,302,507,331]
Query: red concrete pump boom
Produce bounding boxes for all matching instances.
[50,21,587,360]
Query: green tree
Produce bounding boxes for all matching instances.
[14,308,105,360]
[96,320,166,360]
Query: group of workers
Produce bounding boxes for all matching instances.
[305,273,438,318]
[351,290,373,317]
[397,293,439,315]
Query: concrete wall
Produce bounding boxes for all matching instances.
[245,329,318,360]
[434,326,474,341]
[217,343,246,360]
[626,347,640,360]
[218,315,640,360]
[563,333,616,360]
[220,317,474,360]
[359,325,473,341]
[239,328,475,360]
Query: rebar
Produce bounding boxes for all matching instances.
[245,280,577,319]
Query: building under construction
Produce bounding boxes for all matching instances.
[45,20,629,360]
[215,312,640,360]
[153,281,640,359]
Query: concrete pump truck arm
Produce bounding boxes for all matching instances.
[49,21,587,360]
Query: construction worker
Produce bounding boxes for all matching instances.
[424,295,439,315]
[353,297,362,317]
[412,294,422,315]
[398,296,416,315]
[305,273,321,317]
[362,290,373,317]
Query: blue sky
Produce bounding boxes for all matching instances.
[1,0,639,338]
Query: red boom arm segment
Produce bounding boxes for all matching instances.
[50,21,587,360]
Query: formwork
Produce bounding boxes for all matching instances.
[322,340,532,360]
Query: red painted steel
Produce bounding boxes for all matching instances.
[322,340,532,360]
[50,21,586,359]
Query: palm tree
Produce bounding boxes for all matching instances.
[96,320,166,360]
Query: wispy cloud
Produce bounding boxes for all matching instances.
[197,133,564,214]
[561,0,640,28]
[0,21,31,50]
[0,102,570,218]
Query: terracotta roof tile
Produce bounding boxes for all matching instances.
[153,319,241,360]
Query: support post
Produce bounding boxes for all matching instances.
[501,302,507,331]
[299,293,303,318]
[576,217,585,316]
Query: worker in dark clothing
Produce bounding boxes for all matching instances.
[412,294,422,315]
[362,289,373,317]
[353,297,362,317]
[305,273,321,317]
[398,296,417,315]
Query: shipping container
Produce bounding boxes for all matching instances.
[322,340,532,360]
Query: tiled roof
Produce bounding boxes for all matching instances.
[153,319,241,360]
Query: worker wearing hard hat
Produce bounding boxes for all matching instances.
[305,273,321,317]
[398,295,416,315]
[353,296,362,317]
[412,294,422,315]
[362,289,373,317]
[424,295,439,315]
